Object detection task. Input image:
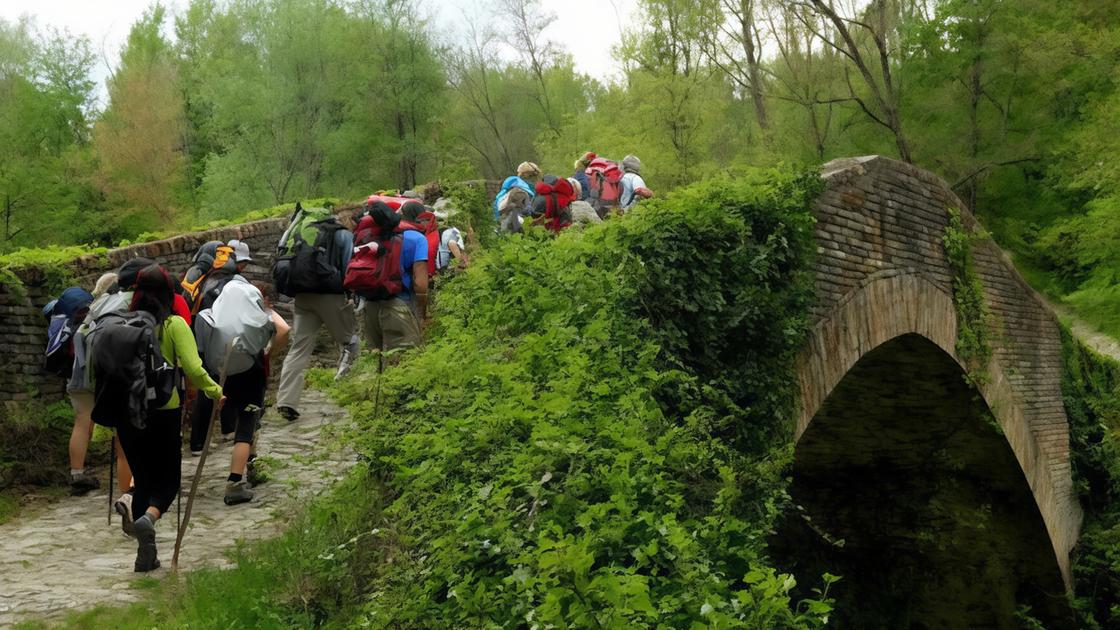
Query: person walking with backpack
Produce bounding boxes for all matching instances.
[345,201,428,354]
[493,161,541,222]
[193,280,289,505]
[187,240,254,453]
[107,264,225,572]
[619,155,653,211]
[572,152,595,201]
[273,205,357,421]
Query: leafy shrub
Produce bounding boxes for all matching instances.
[327,168,829,627]
[1064,328,1120,627]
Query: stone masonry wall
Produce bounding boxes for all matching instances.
[0,217,290,410]
[0,180,502,415]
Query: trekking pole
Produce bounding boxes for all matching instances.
[108,435,115,527]
[172,338,236,570]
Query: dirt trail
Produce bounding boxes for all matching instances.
[1044,299,1120,363]
[0,389,351,627]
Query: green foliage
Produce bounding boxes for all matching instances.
[1061,328,1120,627]
[318,169,826,627]
[440,180,496,247]
[942,207,993,383]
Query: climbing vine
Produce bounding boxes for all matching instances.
[942,207,993,384]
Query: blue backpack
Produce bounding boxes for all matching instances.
[43,287,94,378]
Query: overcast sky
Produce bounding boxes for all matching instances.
[1,0,638,106]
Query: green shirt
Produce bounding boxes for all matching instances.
[160,315,222,408]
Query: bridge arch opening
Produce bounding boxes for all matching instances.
[772,333,1071,628]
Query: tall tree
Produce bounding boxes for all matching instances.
[94,5,189,228]
[795,0,915,162]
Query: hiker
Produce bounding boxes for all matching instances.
[273,204,357,421]
[188,240,255,452]
[436,223,469,272]
[567,179,602,227]
[400,201,440,279]
[572,152,595,201]
[345,201,428,354]
[67,260,154,512]
[179,241,242,319]
[530,176,576,233]
[619,155,653,211]
[44,286,94,493]
[493,161,541,222]
[194,279,289,505]
[98,264,224,572]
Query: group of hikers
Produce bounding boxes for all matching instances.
[38,150,647,573]
[493,152,652,233]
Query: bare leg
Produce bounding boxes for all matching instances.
[231,442,251,478]
[68,402,93,470]
[115,437,133,494]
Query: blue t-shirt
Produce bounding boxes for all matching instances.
[399,229,429,298]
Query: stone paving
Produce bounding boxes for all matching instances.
[0,389,352,627]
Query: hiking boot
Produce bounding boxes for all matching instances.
[114,493,135,537]
[224,480,254,505]
[246,458,266,486]
[278,406,299,422]
[70,469,100,495]
[132,514,159,572]
[335,339,359,380]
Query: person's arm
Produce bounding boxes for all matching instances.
[269,309,291,353]
[166,317,222,400]
[412,261,429,321]
[449,240,468,268]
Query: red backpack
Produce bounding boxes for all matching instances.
[366,194,415,210]
[344,216,405,299]
[534,178,575,233]
[585,158,623,216]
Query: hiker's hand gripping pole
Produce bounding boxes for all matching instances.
[172,338,235,570]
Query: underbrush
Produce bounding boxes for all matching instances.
[38,168,829,628]
[321,169,829,627]
[1062,328,1120,627]
[0,399,111,523]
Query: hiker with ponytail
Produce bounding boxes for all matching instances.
[114,264,225,572]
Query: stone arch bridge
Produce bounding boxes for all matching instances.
[785,156,1080,624]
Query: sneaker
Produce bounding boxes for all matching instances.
[278,406,300,422]
[335,339,359,380]
[114,493,135,537]
[69,469,100,495]
[132,514,159,572]
[224,480,254,505]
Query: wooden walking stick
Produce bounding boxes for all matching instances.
[172,338,236,569]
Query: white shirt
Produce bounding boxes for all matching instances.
[620,172,647,209]
[436,227,465,270]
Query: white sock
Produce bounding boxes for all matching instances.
[70,468,84,477]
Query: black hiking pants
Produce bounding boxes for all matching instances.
[189,362,266,451]
[116,406,182,516]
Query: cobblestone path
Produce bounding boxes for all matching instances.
[0,389,351,627]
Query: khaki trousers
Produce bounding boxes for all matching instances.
[362,297,421,353]
[276,293,356,412]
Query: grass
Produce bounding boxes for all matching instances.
[1064,285,1120,341]
[0,494,18,525]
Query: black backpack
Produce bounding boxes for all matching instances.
[272,204,345,298]
[88,311,178,430]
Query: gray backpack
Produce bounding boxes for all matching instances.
[194,280,274,376]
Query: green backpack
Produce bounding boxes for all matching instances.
[271,203,345,297]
